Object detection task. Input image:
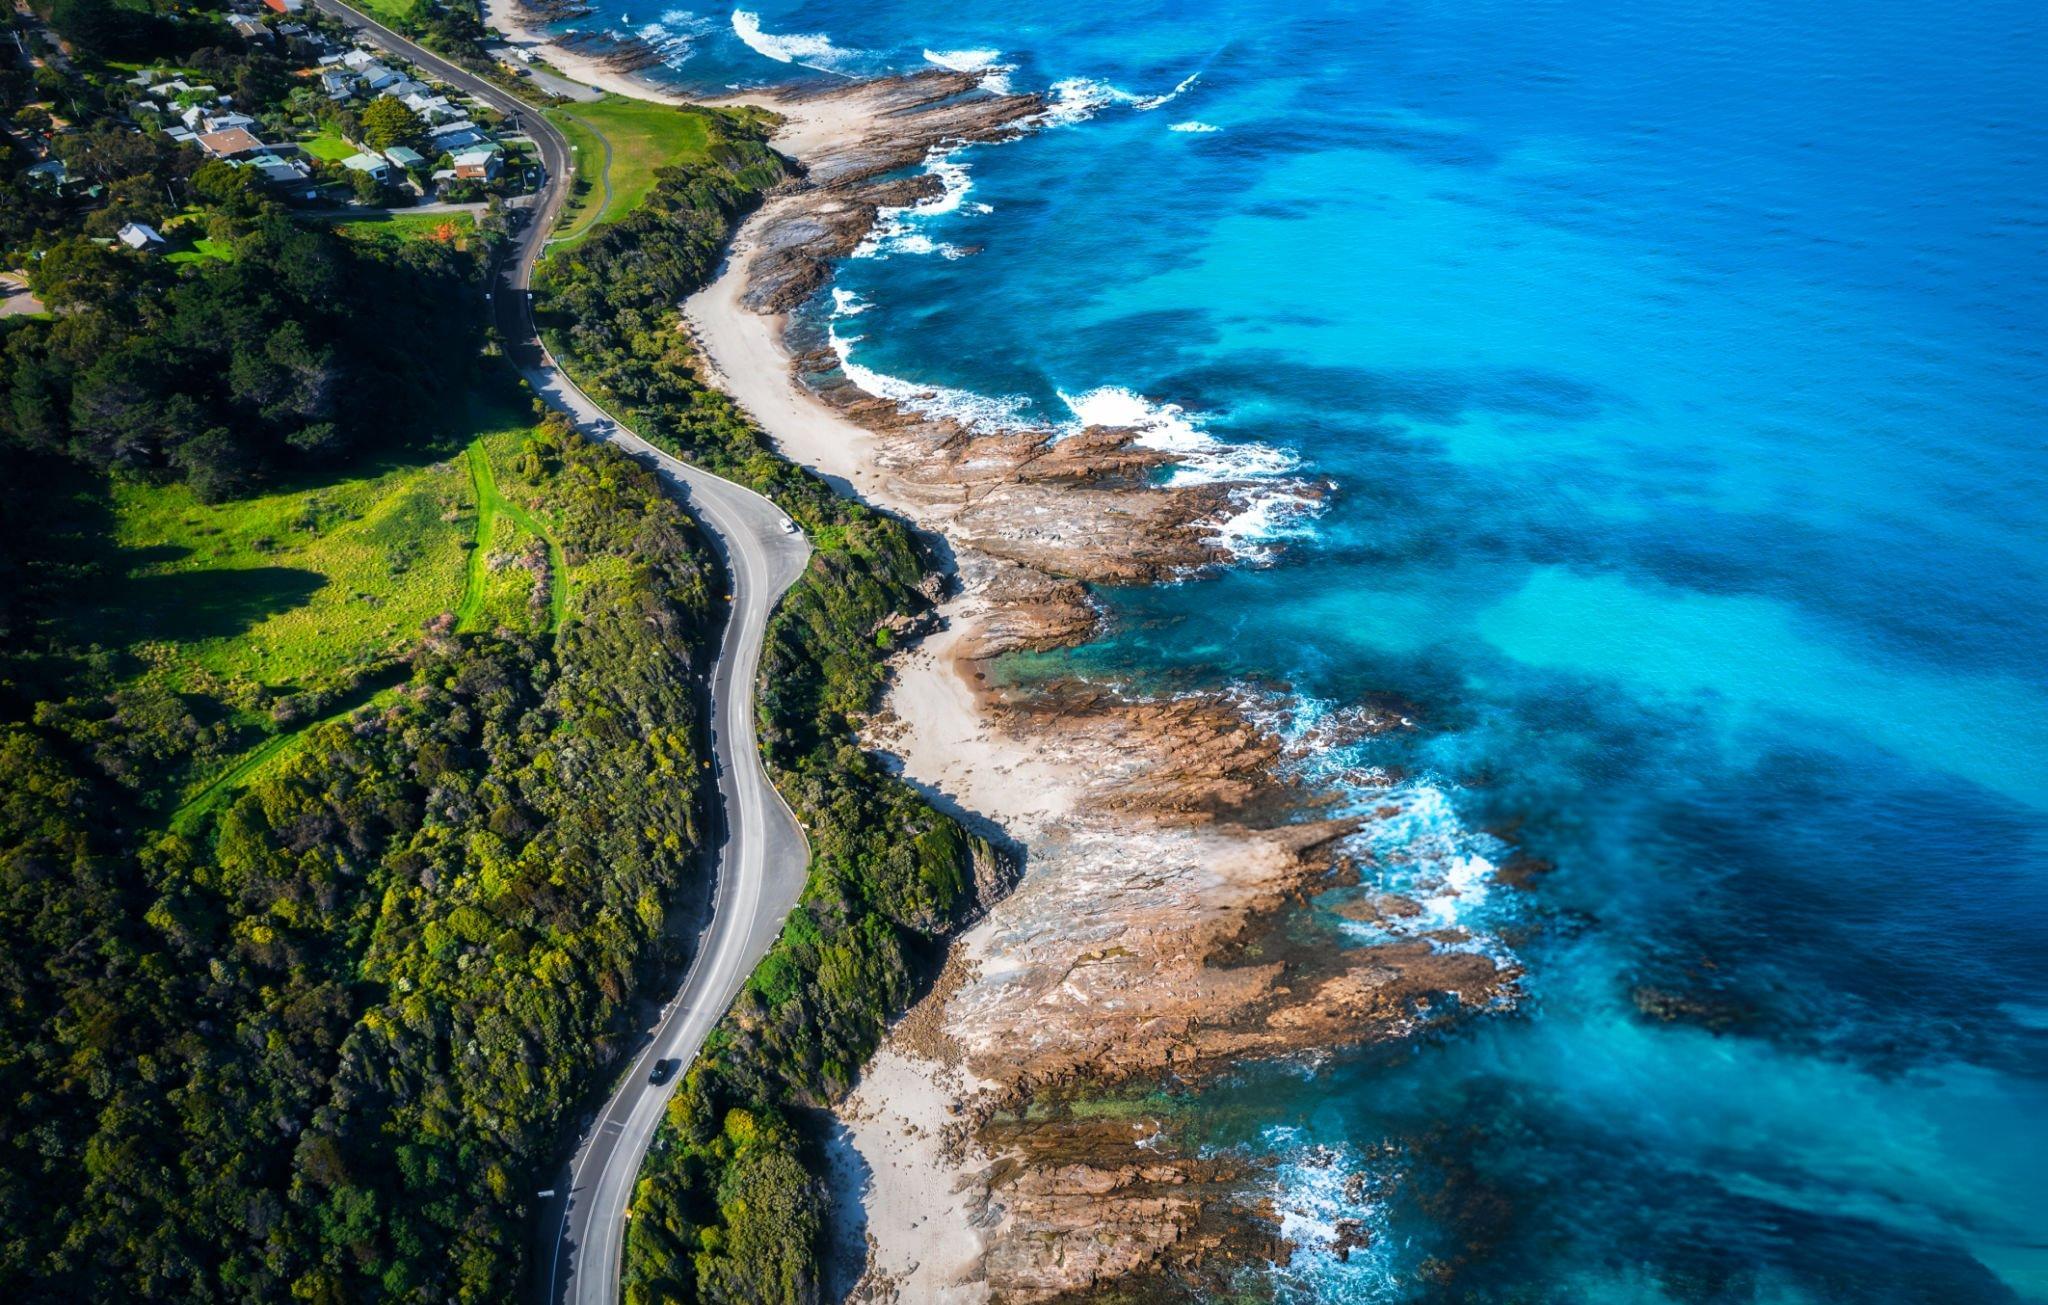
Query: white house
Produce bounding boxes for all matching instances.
[117,223,165,251]
[341,152,392,182]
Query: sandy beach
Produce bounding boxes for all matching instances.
[480,0,692,104]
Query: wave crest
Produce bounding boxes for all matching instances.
[730,9,863,73]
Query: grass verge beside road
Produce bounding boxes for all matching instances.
[546,96,718,251]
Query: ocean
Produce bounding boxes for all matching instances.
[563,1,2048,1298]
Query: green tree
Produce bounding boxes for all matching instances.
[349,166,386,205]
[359,97,424,152]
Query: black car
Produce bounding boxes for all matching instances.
[648,1058,680,1085]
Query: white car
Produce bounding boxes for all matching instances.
[779,518,797,535]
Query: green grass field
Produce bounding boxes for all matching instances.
[546,97,717,251]
[338,0,421,30]
[88,456,475,693]
[166,237,235,265]
[330,210,479,248]
[59,395,572,818]
[301,125,360,163]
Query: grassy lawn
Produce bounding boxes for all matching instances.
[301,125,359,162]
[85,456,475,694]
[545,96,717,251]
[55,388,607,826]
[339,0,420,29]
[330,210,479,248]
[105,398,564,823]
[166,237,235,265]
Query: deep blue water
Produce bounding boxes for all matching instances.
[573,1,2048,1298]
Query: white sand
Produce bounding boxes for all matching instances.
[480,0,691,104]
[683,240,885,490]
[836,1048,994,1303]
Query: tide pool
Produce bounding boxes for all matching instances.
[577,0,2048,1297]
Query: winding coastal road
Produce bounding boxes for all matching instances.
[306,6,815,1302]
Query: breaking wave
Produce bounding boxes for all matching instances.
[1044,71,1201,126]
[730,9,863,74]
[852,144,984,259]
[827,315,1038,434]
[923,45,1015,94]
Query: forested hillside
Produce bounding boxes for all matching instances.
[1,5,728,1296]
[1,408,725,1298]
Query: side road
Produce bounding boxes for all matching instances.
[306,5,814,1303]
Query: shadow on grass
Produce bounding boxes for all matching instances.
[66,558,328,652]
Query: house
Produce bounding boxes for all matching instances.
[260,0,303,13]
[202,110,258,133]
[241,153,311,187]
[227,15,270,43]
[400,90,456,119]
[429,122,488,151]
[319,69,358,100]
[358,65,403,92]
[196,127,267,158]
[117,223,166,251]
[449,146,502,181]
[381,145,426,171]
[341,152,391,182]
[23,159,69,189]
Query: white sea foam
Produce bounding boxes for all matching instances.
[853,144,981,259]
[1214,485,1325,560]
[1170,120,1222,133]
[633,8,717,66]
[1261,1131,1403,1300]
[729,9,862,74]
[922,45,1015,94]
[1042,71,1201,126]
[1059,386,1319,560]
[1057,386,1297,483]
[828,322,1037,433]
[1225,688,1518,960]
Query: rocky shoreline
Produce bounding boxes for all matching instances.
[678,71,1517,1302]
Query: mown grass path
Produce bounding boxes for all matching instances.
[167,671,406,836]
[459,437,569,633]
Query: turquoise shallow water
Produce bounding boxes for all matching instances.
[568,1,2048,1297]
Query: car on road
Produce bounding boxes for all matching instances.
[648,1058,680,1085]
[779,517,797,535]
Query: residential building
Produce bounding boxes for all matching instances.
[341,152,392,181]
[117,223,165,251]
[450,146,503,181]
[196,127,267,158]
[241,153,312,187]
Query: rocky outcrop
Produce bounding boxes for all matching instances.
[689,73,1515,1304]
[738,72,1048,313]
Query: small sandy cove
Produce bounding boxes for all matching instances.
[481,0,690,103]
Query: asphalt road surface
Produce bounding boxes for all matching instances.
[307,7,816,1301]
